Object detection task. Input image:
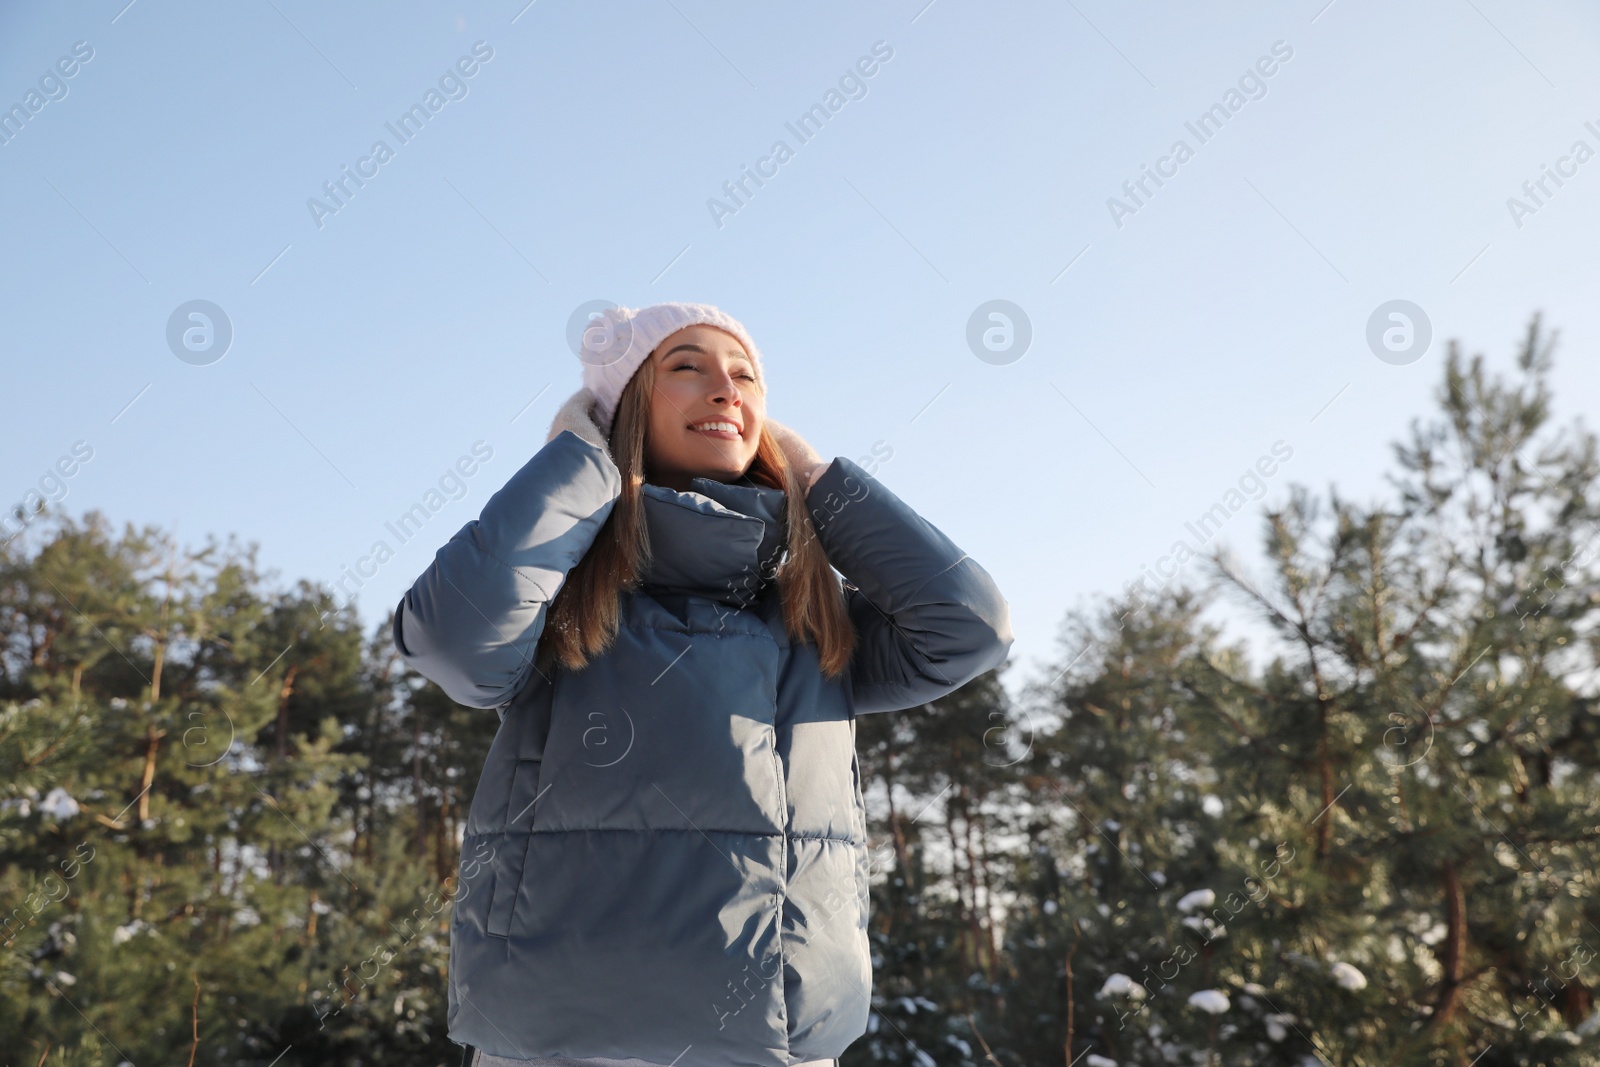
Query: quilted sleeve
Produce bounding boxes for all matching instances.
[806,456,1014,715]
[391,430,622,710]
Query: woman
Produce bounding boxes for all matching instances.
[392,302,1013,1067]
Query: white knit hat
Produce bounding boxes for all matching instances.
[578,302,765,437]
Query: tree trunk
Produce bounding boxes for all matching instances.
[946,786,974,991]
[961,790,992,981]
[274,664,299,761]
[138,721,165,822]
[1434,858,1467,1029]
[414,714,427,860]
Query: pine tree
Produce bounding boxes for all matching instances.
[1003,583,1247,1067]
[945,314,1600,1067]
[856,666,1022,1067]
[0,511,457,1065]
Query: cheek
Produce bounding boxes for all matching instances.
[649,386,682,430]
[656,374,698,412]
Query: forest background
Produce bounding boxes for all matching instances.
[3,320,1599,1067]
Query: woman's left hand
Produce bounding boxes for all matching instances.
[765,418,829,492]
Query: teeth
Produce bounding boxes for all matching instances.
[694,422,739,434]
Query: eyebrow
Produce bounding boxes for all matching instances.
[659,342,754,367]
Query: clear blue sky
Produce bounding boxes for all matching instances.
[3,0,1598,707]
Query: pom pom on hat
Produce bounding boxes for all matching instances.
[578,302,765,438]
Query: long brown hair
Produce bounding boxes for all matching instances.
[534,355,856,680]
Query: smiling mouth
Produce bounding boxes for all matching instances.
[690,424,742,441]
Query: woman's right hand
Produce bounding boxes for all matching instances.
[547,388,612,460]
[766,418,829,492]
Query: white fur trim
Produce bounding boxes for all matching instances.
[545,387,611,459]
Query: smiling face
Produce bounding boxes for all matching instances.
[644,324,765,491]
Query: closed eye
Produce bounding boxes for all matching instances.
[674,362,758,382]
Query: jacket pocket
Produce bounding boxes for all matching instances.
[485,757,543,938]
[483,684,550,937]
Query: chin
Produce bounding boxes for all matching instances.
[652,449,755,489]
[696,465,742,483]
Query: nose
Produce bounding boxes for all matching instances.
[707,367,745,408]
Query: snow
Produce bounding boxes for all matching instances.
[1264,1013,1296,1042]
[1098,973,1147,999]
[893,995,938,1014]
[1183,917,1224,938]
[1176,888,1215,912]
[1329,961,1368,990]
[1188,989,1230,1014]
[112,919,149,945]
[39,787,79,819]
[1201,794,1224,816]
[1043,899,1058,914]
[1086,1056,1118,1067]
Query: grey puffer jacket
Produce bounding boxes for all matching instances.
[392,429,1013,1067]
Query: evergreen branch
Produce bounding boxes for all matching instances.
[188,972,201,1067]
[1177,677,1308,768]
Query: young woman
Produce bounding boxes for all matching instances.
[392,302,1013,1067]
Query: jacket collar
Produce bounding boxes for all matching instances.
[637,475,789,609]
